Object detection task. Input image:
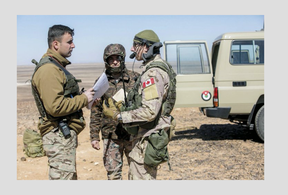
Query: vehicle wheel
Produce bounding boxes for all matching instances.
[255,105,264,142]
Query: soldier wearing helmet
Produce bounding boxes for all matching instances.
[89,43,140,180]
[103,43,126,75]
[102,30,177,180]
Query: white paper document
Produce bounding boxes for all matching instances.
[112,88,128,102]
[87,72,109,109]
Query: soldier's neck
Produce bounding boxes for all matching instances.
[112,73,121,79]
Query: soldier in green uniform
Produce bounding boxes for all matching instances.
[102,30,177,180]
[90,44,140,180]
[31,24,95,180]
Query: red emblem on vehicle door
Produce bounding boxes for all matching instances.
[201,91,211,101]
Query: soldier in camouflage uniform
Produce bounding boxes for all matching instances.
[90,44,140,180]
[102,30,177,180]
[31,25,95,180]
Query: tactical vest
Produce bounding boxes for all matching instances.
[31,56,81,119]
[122,59,177,131]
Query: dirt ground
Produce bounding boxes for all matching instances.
[16,63,264,180]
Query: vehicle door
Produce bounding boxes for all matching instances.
[163,41,214,108]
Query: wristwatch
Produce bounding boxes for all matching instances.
[117,113,123,123]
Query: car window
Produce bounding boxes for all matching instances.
[230,40,264,65]
[166,43,211,74]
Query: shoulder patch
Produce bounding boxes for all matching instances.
[144,84,159,101]
[142,77,155,89]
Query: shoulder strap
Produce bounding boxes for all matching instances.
[31,56,69,119]
[145,60,177,116]
[145,61,169,72]
[145,60,177,85]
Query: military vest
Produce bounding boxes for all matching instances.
[31,56,81,119]
[122,59,177,130]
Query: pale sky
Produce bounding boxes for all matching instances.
[17,15,264,65]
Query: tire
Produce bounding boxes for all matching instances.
[255,105,264,142]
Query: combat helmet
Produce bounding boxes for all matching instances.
[133,30,162,62]
[133,30,160,46]
[103,43,126,74]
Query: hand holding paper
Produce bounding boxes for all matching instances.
[87,72,109,109]
[83,88,95,103]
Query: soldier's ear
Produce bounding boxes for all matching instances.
[52,40,59,50]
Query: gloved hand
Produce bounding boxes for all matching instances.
[115,100,124,111]
[102,98,119,120]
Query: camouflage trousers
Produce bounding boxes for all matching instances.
[42,129,78,180]
[128,137,157,180]
[103,138,132,180]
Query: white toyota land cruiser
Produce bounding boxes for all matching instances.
[164,30,264,142]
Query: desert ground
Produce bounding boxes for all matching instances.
[17,63,264,180]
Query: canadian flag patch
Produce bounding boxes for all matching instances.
[142,77,155,88]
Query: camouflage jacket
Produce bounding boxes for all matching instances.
[121,55,173,138]
[90,68,140,141]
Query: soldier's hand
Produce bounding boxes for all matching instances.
[92,98,101,107]
[91,140,100,150]
[102,98,119,120]
[83,88,95,103]
[115,100,124,111]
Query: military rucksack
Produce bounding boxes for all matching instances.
[23,129,45,158]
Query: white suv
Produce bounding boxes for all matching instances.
[164,30,264,141]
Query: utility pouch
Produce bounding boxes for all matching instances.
[144,129,169,167]
[58,119,71,139]
[23,129,45,158]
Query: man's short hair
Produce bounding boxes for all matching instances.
[47,24,74,48]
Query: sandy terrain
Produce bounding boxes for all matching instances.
[16,63,264,180]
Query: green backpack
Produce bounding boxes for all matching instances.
[23,129,45,158]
